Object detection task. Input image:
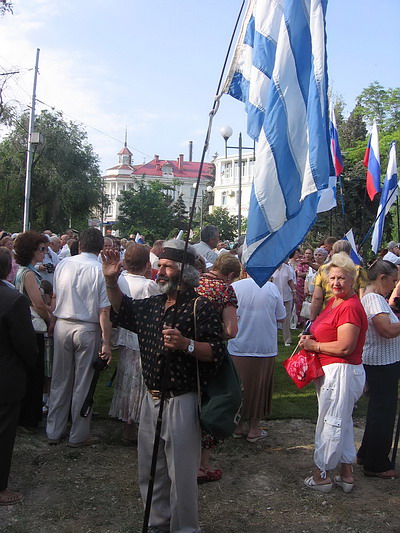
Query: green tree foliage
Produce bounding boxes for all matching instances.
[116,179,178,242]
[0,110,102,232]
[358,81,400,132]
[171,193,188,231]
[338,105,367,148]
[307,83,400,260]
[204,206,237,241]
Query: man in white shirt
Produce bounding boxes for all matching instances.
[272,262,296,346]
[46,228,112,447]
[383,241,400,265]
[49,236,61,255]
[58,234,71,260]
[193,225,219,266]
[149,239,164,269]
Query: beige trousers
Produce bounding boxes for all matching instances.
[282,299,293,344]
[46,319,101,444]
[138,391,201,533]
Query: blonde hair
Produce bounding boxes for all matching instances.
[212,253,241,280]
[326,252,356,280]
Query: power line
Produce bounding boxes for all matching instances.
[0,59,153,161]
[35,97,153,160]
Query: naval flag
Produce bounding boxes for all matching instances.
[223,0,330,286]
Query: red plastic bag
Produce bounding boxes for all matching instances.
[283,348,324,389]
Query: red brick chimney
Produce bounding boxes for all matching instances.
[178,153,184,170]
[154,154,160,170]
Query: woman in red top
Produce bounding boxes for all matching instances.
[300,253,367,493]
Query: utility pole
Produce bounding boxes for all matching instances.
[23,48,40,232]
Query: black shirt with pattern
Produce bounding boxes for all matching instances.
[111,288,225,392]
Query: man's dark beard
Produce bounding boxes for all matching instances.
[156,274,179,295]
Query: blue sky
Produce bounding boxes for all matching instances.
[0,0,399,172]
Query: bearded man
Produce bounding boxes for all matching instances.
[102,239,225,533]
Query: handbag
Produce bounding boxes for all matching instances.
[18,268,48,333]
[283,348,324,389]
[30,306,48,333]
[194,298,242,439]
[300,297,311,319]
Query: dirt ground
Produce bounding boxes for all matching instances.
[1,415,399,533]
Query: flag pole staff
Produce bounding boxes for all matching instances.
[23,48,40,232]
[338,173,345,217]
[359,181,398,249]
[141,2,246,531]
[361,176,368,245]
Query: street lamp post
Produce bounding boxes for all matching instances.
[193,183,213,235]
[220,126,254,238]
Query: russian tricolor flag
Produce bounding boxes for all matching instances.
[364,121,381,201]
[329,101,343,176]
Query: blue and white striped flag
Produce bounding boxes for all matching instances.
[343,229,362,265]
[135,232,145,244]
[223,0,331,286]
[371,142,398,253]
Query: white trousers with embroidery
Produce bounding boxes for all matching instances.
[314,362,365,477]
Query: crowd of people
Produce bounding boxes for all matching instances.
[0,225,399,532]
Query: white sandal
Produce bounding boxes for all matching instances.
[334,475,353,493]
[304,476,332,493]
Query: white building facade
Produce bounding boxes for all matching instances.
[212,152,255,220]
[102,146,213,231]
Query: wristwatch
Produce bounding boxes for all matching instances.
[186,339,195,354]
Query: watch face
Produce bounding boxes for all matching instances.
[188,341,195,353]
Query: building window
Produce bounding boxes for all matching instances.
[221,191,227,206]
[249,160,255,180]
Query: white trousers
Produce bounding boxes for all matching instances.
[314,362,365,477]
[138,391,201,533]
[46,319,101,444]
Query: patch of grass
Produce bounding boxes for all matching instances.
[93,332,369,422]
[93,349,119,417]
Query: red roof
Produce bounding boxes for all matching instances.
[105,164,135,172]
[132,158,213,179]
[117,146,133,156]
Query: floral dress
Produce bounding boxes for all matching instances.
[295,260,309,325]
[196,271,238,448]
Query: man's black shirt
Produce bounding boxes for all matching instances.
[111,288,225,391]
